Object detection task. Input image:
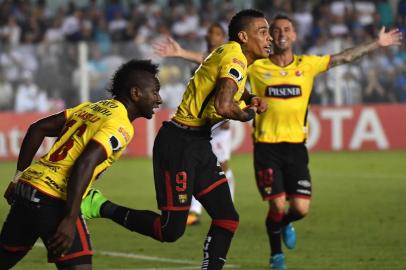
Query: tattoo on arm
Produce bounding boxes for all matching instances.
[214,78,253,122]
[330,40,379,68]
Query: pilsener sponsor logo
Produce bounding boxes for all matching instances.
[266,85,302,98]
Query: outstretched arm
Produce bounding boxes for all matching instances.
[330,27,403,68]
[153,37,206,64]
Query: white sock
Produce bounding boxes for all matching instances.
[225,169,235,201]
[189,196,202,215]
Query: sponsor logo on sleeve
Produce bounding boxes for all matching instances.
[109,135,122,152]
[118,127,130,143]
[232,58,246,69]
[228,68,244,82]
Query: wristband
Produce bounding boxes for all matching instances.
[244,94,257,105]
[12,170,23,183]
[244,108,256,122]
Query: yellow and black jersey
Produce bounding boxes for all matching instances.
[248,55,330,143]
[173,41,248,127]
[20,99,134,200]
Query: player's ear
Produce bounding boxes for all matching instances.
[238,31,248,43]
[291,29,297,42]
[130,87,142,101]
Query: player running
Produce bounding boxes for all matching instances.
[248,14,402,269]
[81,9,271,270]
[153,22,237,225]
[0,60,162,269]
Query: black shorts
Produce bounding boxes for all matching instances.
[253,142,312,200]
[153,121,226,211]
[0,181,92,268]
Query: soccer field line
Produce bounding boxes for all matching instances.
[33,243,240,269]
[312,171,404,179]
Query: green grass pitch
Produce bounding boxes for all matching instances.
[1,151,406,269]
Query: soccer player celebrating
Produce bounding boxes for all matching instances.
[81,9,271,270]
[248,14,403,269]
[0,60,162,269]
[153,22,237,226]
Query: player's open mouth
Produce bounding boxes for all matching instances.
[265,46,271,53]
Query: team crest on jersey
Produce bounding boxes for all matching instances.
[295,70,303,77]
[109,135,122,152]
[228,68,243,82]
[266,85,302,98]
[265,186,272,194]
[263,72,272,80]
[178,194,188,204]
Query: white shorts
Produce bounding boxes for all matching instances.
[210,127,232,163]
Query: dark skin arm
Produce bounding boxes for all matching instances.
[330,27,402,68]
[48,141,107,256]
[214,78,259,121]
[4,112,66,204]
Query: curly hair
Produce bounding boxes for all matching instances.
[228,9,265,42]
[108,59,160,98]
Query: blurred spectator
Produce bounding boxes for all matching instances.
[0,0,404,110]
[376,0,394,27]
[62,7,82,42]
[158,65,185,109]
[363,68,396,103]
[108,11,127,41]
[15,71,49,112]
[0,16,21,46]
[0,70,13,111]
[44,18,64,43]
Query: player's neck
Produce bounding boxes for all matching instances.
[269,50,294,67]
[115,97,137,121]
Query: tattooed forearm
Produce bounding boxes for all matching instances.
[330,40,379,68]
[215,78,254,122]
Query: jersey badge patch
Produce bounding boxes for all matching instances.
[109,135,122,152]
[295,70,303,77]
[178,194,188,204]
[228,68,243,82]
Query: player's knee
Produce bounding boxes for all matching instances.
[0,249,25,269]
[162,227,185,243]
[288,202,310,219]
[294,206,309,218]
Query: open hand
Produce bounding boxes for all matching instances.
[377,27,403,47]
[48,216,76,257]
[153,37,182,57]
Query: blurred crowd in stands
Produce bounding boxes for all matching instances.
[0,0,405,112]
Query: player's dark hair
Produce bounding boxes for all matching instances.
[270,14,296,31]
[228,9,265,42]
[109,59,160,98]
